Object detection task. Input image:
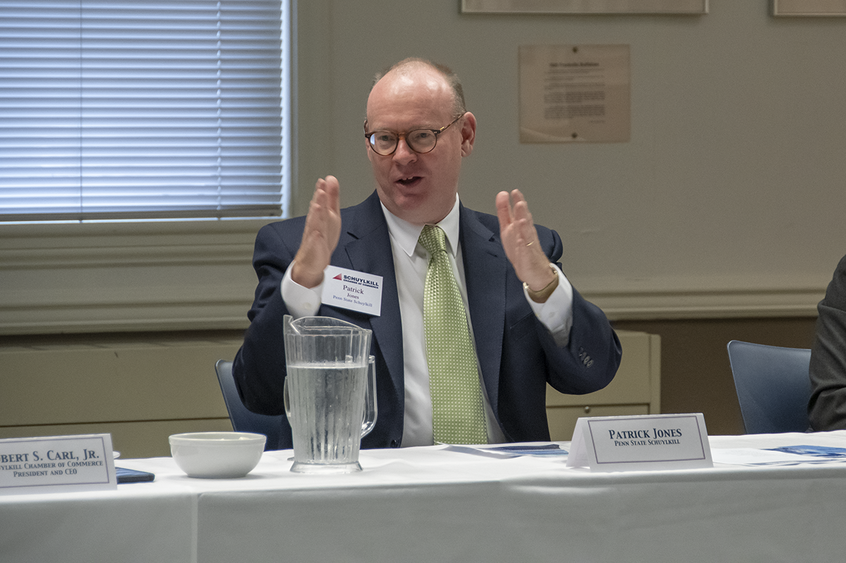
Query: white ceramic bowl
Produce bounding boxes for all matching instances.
[169,432,266,478]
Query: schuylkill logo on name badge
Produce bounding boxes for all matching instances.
[321,266,383,316]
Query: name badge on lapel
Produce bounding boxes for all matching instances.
[322,266,382,316]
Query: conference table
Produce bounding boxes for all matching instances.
[3,430,846,562]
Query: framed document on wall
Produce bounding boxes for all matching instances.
[519,44,630,143]
[773,0,846,16]
[461,0,708,14]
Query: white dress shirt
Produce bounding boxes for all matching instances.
[281,195,574,446]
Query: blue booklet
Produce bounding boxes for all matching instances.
[766,445,846,459]
[487,444,568,456]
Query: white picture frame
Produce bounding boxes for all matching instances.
[773,0,846,16]
[461,0,708,14]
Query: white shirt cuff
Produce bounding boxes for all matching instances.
[281,261,324,318]
[524,265,574,348]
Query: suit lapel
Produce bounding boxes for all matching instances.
[459,206,507,418]
[341,192,405,408]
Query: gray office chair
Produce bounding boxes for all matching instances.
[215,360,285,450]
[726,340,812,434]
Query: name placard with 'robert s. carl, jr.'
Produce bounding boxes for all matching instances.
[567,413,712,472]
[0,434,117,495]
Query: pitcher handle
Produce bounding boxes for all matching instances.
[361,355,378,438]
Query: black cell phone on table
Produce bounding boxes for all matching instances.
[116,467,155,483]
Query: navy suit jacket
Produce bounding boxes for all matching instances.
[233,191,621,449]
[809,253,846,431]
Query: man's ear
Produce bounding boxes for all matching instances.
[460,112,477,157]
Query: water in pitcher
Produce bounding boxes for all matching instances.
[286,362,368,471]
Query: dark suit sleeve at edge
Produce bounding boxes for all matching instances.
[232,221,301,416]
[809,254,846,431]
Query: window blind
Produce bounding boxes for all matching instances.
[0,0,289,222]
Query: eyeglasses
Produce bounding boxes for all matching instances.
[364,113,465,156]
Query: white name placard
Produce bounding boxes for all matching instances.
[0,434,117,495]
[322,266,383,316]
[567,413,712,472]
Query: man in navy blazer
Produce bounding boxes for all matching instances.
[234,58,621,449]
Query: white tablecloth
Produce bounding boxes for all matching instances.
[4,431,846,563]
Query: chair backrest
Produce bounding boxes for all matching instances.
[726,340,812,434]
[215,360,285,450]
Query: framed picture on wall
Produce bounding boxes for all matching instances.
[773,0,846,16]
[461,0,708,14]
[518,44,630,143]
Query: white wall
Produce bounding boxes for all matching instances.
[295,0,846,319]
[3,1,842,336]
